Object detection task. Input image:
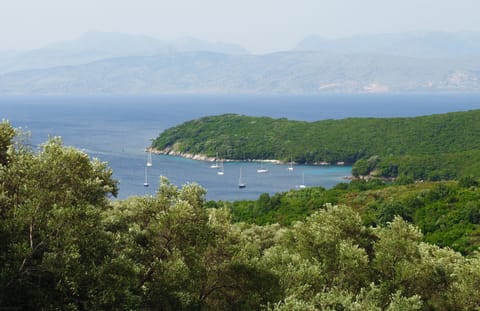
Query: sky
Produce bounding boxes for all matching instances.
[1,0,480,53]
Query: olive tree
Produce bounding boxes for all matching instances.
[0,132,118,310]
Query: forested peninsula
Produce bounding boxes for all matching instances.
[152,110,480,180]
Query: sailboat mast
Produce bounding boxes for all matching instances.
[143,166,149,187]
[146,149,153,167]
[238,167,246,188]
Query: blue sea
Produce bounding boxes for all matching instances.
[2,94,480,201]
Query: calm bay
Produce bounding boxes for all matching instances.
[2,94,480,200]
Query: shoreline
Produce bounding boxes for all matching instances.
[147,147,283,164]
[147,147,348,167]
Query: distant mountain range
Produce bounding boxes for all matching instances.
[1,31,480,95]
[0,31,248,74]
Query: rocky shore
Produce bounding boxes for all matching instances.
[147,147,283,164]
[147,147,352,167]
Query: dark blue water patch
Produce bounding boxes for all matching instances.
[3,93,480,122]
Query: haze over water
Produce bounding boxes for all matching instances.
[2,94,480,200]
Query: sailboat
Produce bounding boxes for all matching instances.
[288,156,294,171]
[238,168,246,188]
[146,149,153,167]
[297,172,306,189]
[217,159,225,175]
[257,158,269,173]
[210,152,219,168]
[143,166,149,187]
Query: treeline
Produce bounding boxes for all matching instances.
[152,110,480,179]
[2,122,480,310]
[352,150,480,181]
[209,177,480,255]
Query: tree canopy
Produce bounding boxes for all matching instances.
[152,110,480,180]
[1,121,480,310]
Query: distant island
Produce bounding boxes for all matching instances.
[2,31,480,94]
[152,110,480,181]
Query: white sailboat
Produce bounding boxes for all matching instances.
[143,166,149,187]
[146,150,153,167]
[288,156,294,171]
[210,152,219,168]
[217,159,225,175]
[257,158,269,173]
[238,168,246,188]
[297,172,306,189]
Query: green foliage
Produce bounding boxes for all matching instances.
[0,136,119,309]
[352,155,380,177]
[374,150,480,181]
[2,124,480,310]
[104,177,285,310]
[459,175,480,188]
[152,110,480,180]
[224,187,330,226]
[352,158,370,176]
[226,180,480,255]
[447,252,480,310]
[0,121,15,165]
[263,208,472,311]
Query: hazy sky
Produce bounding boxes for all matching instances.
[1,0,480,53]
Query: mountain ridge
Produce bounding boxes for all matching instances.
[1,50,479,95]
[0,31,248,74]
[2,31,480,94]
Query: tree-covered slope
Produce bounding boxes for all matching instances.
[2,121,480,310]
[152,110,480,178]
[210,178,480,255]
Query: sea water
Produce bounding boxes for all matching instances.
[2,94,480,200]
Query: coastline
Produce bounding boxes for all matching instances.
[147,147,348,167]
[147,147,283,164]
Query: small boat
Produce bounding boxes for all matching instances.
[297,172,306,189]
[238,168,246,188]
[217,160,224,175]
[288,156,294,171]
[143,166,149,187]
[146,150,153,167]
[257,159,269,173]
[210,152,219,169]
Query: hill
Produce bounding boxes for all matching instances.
[0,31,248,74]
[2,120,480,310]
[3,31,480,95]
[152,110,480,180]
[1,50,480,94]
[210,178,480,255]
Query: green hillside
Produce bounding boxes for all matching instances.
[152,110,480,179]
[3,121,480,310]
[209,178,480,255]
